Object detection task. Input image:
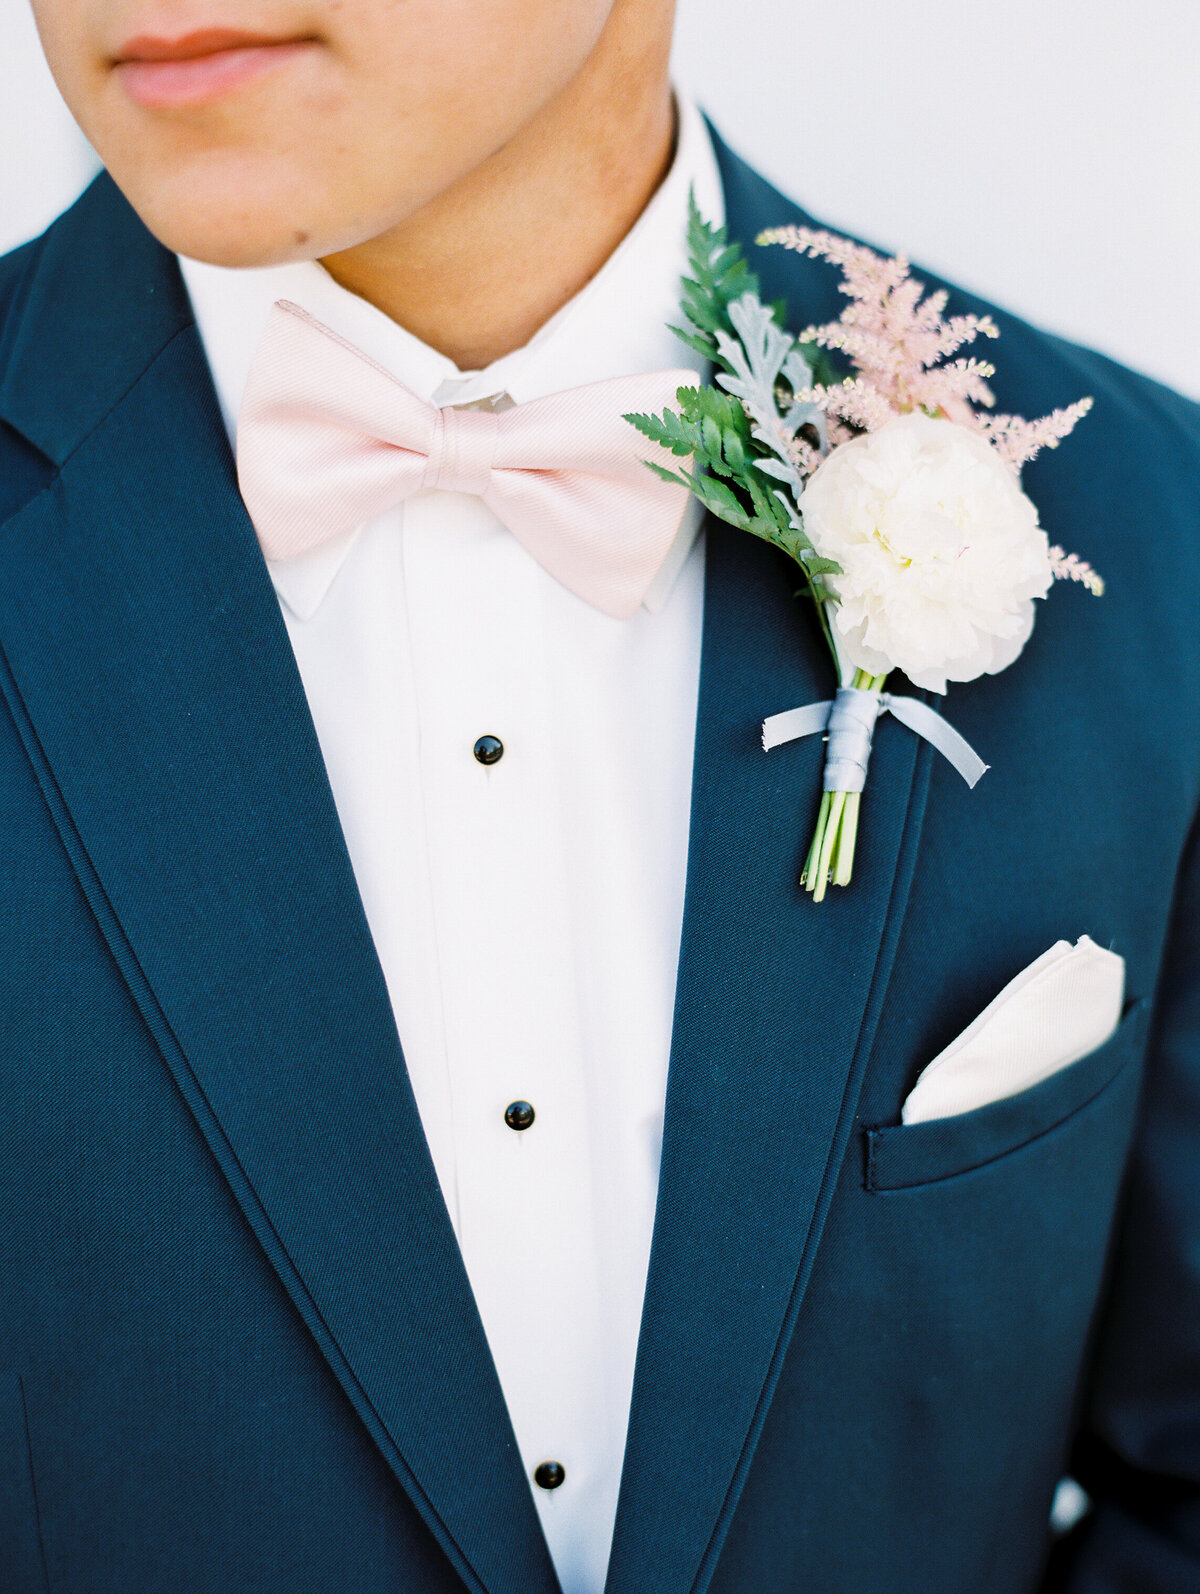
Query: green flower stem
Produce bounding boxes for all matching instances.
[811,790,846,903]
[802,668,889,901]
[801,791,831,888]
[811,595,837,661]
[833,792,860,887]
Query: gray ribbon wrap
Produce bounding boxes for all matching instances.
[762,686,989,792]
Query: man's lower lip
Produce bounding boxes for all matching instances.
[115,41,311,108]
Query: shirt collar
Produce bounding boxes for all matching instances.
[179,93,724,620]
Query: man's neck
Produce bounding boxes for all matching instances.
[319,7,676,371]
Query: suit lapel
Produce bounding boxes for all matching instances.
[604,140,935,1594]
[605,527,933,1594]
[0,178,558,1594]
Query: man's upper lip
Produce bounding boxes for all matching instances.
[113,28,301,63]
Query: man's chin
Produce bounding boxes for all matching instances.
[101,164,360,268]
[164,225,326,270]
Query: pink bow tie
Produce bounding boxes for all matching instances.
[236,301,696,619]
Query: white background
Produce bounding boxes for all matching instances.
[3,0,1198,398]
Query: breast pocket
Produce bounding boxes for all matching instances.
[864,997,1150,1191]
[0,1373,49,1593]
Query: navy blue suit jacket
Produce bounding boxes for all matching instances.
[1,132,1199,1594]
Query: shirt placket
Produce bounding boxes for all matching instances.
[400,488,613,1591]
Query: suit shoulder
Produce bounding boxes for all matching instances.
[1034,326,1200,466]
[0,228,48,363]
[715,132,1200,502]
[960,281,1200,479]
[0,175,191,513]
[713,129,1200,450]
[0,231,58,519]
[0,233,39,296]
[711,126,1200,670]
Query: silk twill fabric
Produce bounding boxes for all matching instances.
[237,300,696,620]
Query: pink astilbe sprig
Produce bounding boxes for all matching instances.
[754,222,1102,598]
[790,376,896,436]
[1049,546,1105,596]
[758,225,1002,423]
[782,429,823,479]
[757,225,1093,469]
[975,399,1095,470]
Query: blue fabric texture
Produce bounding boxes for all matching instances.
[0,128,1198,1594]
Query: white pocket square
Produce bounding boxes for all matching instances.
[900,936,1126,1126]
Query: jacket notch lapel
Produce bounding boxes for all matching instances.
[604,133,939,1585]
[0,181,558,1594]
[606,521,934,1594]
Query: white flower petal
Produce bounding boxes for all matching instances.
[799,413,1052,688]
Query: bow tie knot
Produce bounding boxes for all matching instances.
[236,300,696,619]
[421,402,501,498]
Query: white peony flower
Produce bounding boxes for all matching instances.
[798,412,1053,693]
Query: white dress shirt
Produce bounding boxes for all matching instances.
[180,95,723,1594]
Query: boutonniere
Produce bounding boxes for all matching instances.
[627,202,1102,901]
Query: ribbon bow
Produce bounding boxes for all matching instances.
[762,686,989,790]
